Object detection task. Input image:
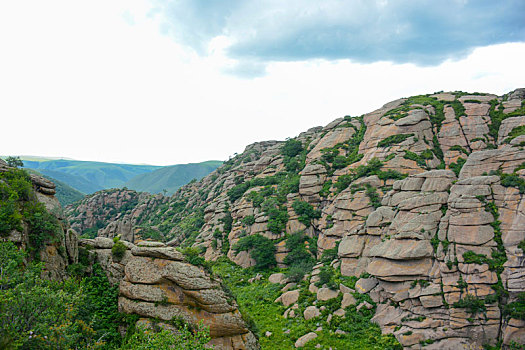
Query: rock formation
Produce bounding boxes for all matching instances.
[67,88,525,348]
[79,237,259,349]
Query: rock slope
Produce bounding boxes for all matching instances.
[80,237,258,349]
[67,89,525,348]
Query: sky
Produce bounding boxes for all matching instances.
[1,0,524,166]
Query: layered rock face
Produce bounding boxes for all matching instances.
[80,237,258,350]
[67,89,525,347]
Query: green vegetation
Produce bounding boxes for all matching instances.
[334,158,406,193]
[5,156,24,168]
[234,234,276,270]
[365,185,381,209]
[504,292,525,320]
[124,161,222,195]
[377,133,414,148]
[449,145,469,155]
[292,200,321,226]
[449,157,466,177]
[111,239,127,262]
[453,294,486,315]
[212,258,401,349]
[0,169,62,256]
[283,232,316,281]
[403,150,433,169]
[0,241,210,349]
[120,324,210,350]
[318,116,366,175]
[450,99,466,119]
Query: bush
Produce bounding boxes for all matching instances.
[234,234,276,270]
[292,200,321,226]
[119,323,210,350]
[377,133,414,148]
[453,294,486,314]
[504,292,525,320]
[111,240,127,261]
[241,215,255,226]
[281,139,303,158]
[449,157,466,177]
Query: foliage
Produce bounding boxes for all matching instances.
[283,233,315,281]
[453,294,486,315]
[500,173,525,194]
[111,240,127,262]
[0,245,122,350]
[449,145,469,155]
[219,211,233,233]
[292,200,321,226]
[449,157,466,177]
[281,139,303,158]
[504,292,525,320]
[241,215,255,226]
[234,234,276,270]
[365,185,381,209]
[5,156,24,168]
[119,323,211,350]
[212,258,401,350]
[377,133,414,148]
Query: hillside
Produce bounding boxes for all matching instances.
[124,160,222,195]
[66,89,525,349]
[21,158,161,193]
[25,169,85,206]
[0,159,257,349]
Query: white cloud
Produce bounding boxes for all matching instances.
[0,1,524,165]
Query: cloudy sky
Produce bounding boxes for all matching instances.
[1,0,524,165]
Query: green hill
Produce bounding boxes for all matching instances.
[124,161,222,195]
[20,158,161,194]
[25,169,85,206]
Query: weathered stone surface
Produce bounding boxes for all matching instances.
[368,239,433,260]
[295,332,317,348]
[269,273,287,284]
[317,288,340,301]
[367,258,433,279]
[355,278,378,294]
[131,246,185,260]
[303,306,321,320]
[341,293,357,308]
[276,290,300,307]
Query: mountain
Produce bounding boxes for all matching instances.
[25,169,85,206]
[66,89,525,349]
[21,158,161,193]
[124,161,222,195]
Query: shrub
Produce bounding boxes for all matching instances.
[377,133,414,148]
[365,185,381,209]
[284,233,315,273]
[449,157,466,177]
[241,215,255,226]
[292,200,321,226]
[281,139,303,158]
[504,292,525,320]
[234,234,276,270]
[453,294,486,314]
[111,240,127,262]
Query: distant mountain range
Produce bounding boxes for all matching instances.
[124,161,223,195]
[2,156,222,203]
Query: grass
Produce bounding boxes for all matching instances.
[212,258,401,350]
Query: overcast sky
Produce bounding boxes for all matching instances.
[1,0,524,166]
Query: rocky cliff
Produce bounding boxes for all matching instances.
[0,159,78,280]
[67,89,525,348]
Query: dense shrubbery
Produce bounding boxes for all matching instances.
[291,200,321,226]
[234,234,276,270]
[377,133,414,148]
[334,158,405,193]
[284,233,315,281]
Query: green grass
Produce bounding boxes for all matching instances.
[212,258,401,350]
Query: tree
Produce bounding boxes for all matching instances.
[5,157,23,168]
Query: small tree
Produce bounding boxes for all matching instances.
[5,157,23,168]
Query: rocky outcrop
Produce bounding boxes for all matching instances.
[80,238,259,349]
[67,88,525,348]
[0,163,77,280]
